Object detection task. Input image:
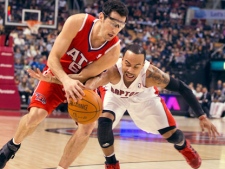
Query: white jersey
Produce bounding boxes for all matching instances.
[106,58,158,102]
[103,58,176,134]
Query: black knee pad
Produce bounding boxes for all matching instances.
[97,117,114,148]
[166,129,185,144]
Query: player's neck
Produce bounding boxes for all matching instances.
[91,21,106,47]
[123,79,134,88]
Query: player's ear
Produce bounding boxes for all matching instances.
[99,12,105,21]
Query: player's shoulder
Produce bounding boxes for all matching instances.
[66,13,88,24]
[106,65,119,76]
[65,13,97,31]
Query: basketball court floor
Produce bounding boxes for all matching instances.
[0,110,225,169]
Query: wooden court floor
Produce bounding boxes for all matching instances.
[0,110,225,169]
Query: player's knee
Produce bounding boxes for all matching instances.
[25,114,40,128]
[98,117,114,148]
[25,108,47,127]
[78,123,96,136]
[166,129,184,144]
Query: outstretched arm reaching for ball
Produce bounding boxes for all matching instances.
[27,64,117,90]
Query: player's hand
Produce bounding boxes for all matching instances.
[27,68,53,82]
[199,115,220,139]
[62,78,85,103]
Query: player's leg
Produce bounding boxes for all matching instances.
[58,122,96,169]
[157,98,201,169]
[159,126,201,169]
[0,107,48,168]
[98,111,122,169]
[0,81,64,168]
[129,97,201,169]
[97,93,126,169]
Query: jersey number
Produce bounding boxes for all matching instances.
[67,48,88,73]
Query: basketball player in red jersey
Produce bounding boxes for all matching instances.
[28,44,219,169]
[0,1,128,169]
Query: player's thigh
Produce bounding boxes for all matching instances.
[103,93,127,129]
[128,97,176,134]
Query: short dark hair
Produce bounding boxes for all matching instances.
[124,44,146,61]
[102,0,128,19]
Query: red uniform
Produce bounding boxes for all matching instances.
[29,14,120,114]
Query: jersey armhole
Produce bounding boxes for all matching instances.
[105,40,120,54]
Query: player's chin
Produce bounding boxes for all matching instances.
[125,76,135,82]
[105,37,113,41]
[106,34,115,41]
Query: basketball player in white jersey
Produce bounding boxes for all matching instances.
[28,44,219,169]
[84,44,219,169]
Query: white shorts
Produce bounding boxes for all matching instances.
[103,92,176,134]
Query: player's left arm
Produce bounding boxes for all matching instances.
[146,64,219,138]
[145,64,205,117]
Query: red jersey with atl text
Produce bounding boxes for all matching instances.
[29,14,120,114]
[60,13,120,74]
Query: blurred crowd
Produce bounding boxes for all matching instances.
[0,0,225,113]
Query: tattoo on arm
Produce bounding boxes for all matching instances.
[147,66,169,85]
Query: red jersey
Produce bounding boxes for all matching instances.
[29,14,120,114]
[60,14,120,74]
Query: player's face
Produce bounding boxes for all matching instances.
[100,11,126,41]
[122,51,145,83]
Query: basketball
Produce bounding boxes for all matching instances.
[68,90,103,124]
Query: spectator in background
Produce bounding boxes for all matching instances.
[22,59,31,71]
[41,46,49,59]
[14,47,22,60]
[59,0,67,12]
[14,34,25,46]
[199,87,212,118]
[221,82,225,96]
[30,57,39,70]
[124,35,133,44]
[216,80,223,90]
[14,58,24,76]
[212,90,225,103]
[18,76,33,105]
[37,56,47,72]
[195,85,203,101]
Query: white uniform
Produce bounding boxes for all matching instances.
[103,58,176,134]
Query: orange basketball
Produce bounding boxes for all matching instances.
[68,90,103,124]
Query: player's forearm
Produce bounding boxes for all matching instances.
[85,76,109,90]
[47,55,70,83]
[165,77,205,117]
[50,77,62,85]
[68,74,87,83]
